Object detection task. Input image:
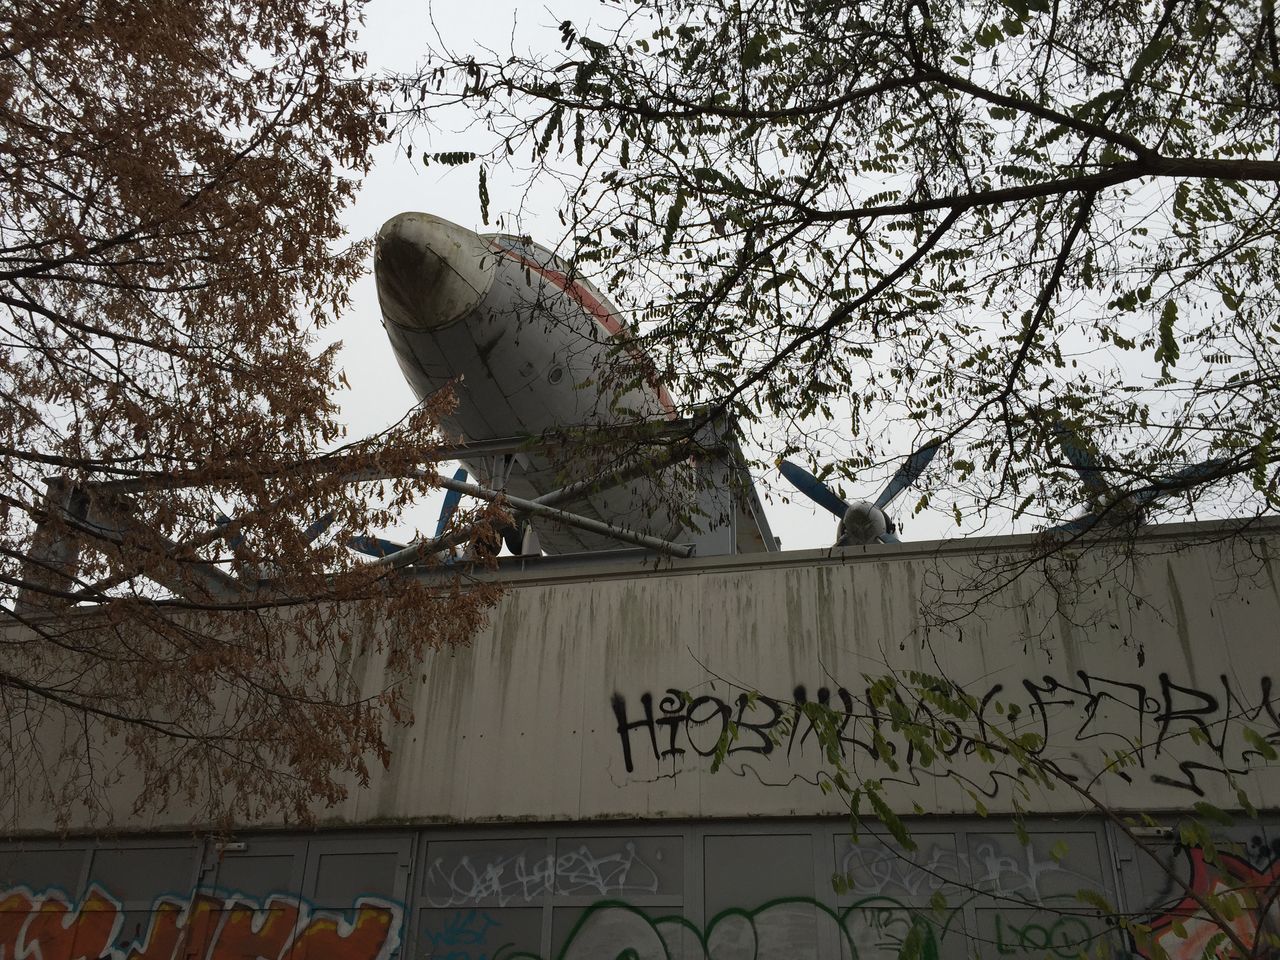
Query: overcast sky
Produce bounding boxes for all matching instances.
[322,0,955,552]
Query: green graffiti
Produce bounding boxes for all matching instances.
[497,895,951,960]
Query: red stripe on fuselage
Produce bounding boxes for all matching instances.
[490,240,677,418]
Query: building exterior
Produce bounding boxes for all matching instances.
[4,520,1279,959]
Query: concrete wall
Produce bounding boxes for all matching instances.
[5,521,1280,958]
[342,519,1280,827]
[3,815,1279,959]
[13,519,1280,834]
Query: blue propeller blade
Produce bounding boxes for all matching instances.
[1044,514,1102,536]
[1050,419,1110,500]
[346,535,408,558]
[302,511,336,544]
[1129,458,1230,509]
[214,513,244,550]
[779,459,850,519]
[433,468,468,539]
[874,438,942,510]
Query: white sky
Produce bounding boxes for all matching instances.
[325,0,959,551]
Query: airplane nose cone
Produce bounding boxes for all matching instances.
[375,212,496,330]
[837,502,888,545]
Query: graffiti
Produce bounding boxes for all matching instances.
[491,896,951,960]
[993,914,1095,957]
[1141,848,1280,960]
[837,837,1097,904]
[423,843,661,908]
[611,670,1280,795]
[420,910,501,960]
[0,885,402,960]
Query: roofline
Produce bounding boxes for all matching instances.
[416,514,1280,588]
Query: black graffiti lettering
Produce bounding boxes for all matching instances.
[1071,673,1154,763]
[1022,676,1074,752]
[612,692,659,774]
[657,690,687,760]
[786,685,808,758]
[611,670,1280,797]
[1157,673,1220,756]
[834,687,871,758]
[685,695,732,756]
[790,686,837,756]
[732,693,780,756]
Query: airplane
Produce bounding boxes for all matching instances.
[370,211,778,558]
[777,441,942,545]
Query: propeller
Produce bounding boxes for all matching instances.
[346,534,409,558]
[213,513,244,550]
[302,511,336,543]
[779,439,941,546]
[1044,418,1229,534]
[434,468,467,539]
[346,468,470,561]
[215,511,334,548]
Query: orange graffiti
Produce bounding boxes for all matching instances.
[213,899,301,960]
[2,888,119,960]
[0,887,401,960]
[1145,850,1280,959]
[288,905,397,960]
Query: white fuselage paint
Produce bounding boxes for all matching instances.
[375,213,695,554]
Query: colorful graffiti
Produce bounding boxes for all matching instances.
[414,839,1280,959]
[1142,849,1280,959]
[494,897,952,960]
[0,886,402,960]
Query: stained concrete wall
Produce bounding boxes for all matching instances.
[12,519,1280,834]
[343,518,1280,827]
[5,521,1280,959]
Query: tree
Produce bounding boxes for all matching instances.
[409,5,1280,956]
[0,0,500,829]
[409,0,1280,540]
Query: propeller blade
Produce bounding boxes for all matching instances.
[1044,514,1101,536]
[434,468,468,539]
[302,511,336,544]
[1128,458,1230,509]
[346,535,408,558]
[873,438,942,510]
[1050,419,1109,500]
[878,530,902,544]
[779,459,850,519]
[213,513,244,550]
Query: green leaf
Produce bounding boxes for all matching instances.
[662,188,687,256]
[1243,727,1279,761]
[741,32,769,69]
[1192,801,1234,826]
[1076,888,1116,913]
[866,786,918,851]
[478,164,490,226]
[1155,299,1180,368]
[1131,34,1174,78]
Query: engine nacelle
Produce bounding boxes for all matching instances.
[836,502,892,545]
